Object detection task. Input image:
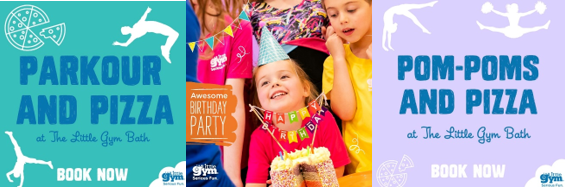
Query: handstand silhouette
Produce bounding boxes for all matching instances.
[5,131,53,187]
[476,2,550,38]
[382,1,438,51]
[113,7,179,63]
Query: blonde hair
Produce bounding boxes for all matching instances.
[249,60,318,129]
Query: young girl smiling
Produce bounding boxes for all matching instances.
[246,27,350,187]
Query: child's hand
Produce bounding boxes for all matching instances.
[367,43,372,59]
[325,26,347,43]
[325,26,346,59]
[321,26,327,40]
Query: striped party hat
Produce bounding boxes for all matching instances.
[257,26,290,66]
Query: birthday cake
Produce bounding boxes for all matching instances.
[270,147,338,187]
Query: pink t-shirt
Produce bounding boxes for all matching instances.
[246,111,350,184]
[197,15,253,84]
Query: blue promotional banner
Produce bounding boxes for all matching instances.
[0,1,185,187]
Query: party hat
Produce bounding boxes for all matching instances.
[257,26,290,66]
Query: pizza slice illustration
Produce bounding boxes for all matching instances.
[5,13,27,33]
[389,173,408,187]
[22,28,44,51]
[398,155,414,172]
[25,6,50,27]
[39,23,65,46]
[7,30,26,50]
[7,29,45,51]
[378,155,415,187]
[378,176,391,187]
[4,4,65,51]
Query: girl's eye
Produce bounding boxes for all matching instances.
[348,9,356,13]
[261,81,269,87]
[281,75,290,79]
[329,14,337,18]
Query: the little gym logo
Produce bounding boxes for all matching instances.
[192,164,218,181]
[4,4,66,51]
[162,171,184,182]
[541,172,564,187]
[149,161,185,187]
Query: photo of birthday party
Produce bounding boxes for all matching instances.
[186,0,372,186]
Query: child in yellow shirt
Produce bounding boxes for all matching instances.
[322,0,372,175]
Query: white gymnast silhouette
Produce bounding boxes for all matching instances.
[5,131,53,187]
[476,2,550,38]
[382,1,438,51]
[113,7,179,63]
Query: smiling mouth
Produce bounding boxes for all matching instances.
[271,91,288,99]
[343,28,355,35]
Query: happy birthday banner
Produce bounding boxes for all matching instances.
[250,93,328,144]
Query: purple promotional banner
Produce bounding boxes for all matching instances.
[373,0,565,187]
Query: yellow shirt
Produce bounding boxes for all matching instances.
[322,44,372,174]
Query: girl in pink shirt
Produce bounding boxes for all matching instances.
[246,59,350,187]
[189,0,253,186]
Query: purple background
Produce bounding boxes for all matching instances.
[372,0,565,186]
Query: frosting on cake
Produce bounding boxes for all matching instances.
[271,147,331,171]
[270,147,338,187]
